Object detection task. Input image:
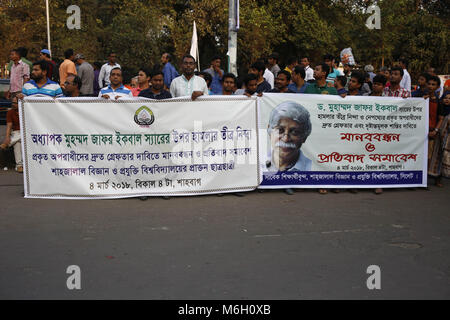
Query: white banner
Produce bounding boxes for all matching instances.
[20,96,260,199]
[258,93,428,188]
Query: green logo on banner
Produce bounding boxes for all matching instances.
[134,106,155,127]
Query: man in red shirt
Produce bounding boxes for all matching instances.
[0,97,22,172]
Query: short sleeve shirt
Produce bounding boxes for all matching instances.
[59,59,77,88]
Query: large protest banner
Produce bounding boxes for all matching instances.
[20,96,259,199]
[258,93,428,188]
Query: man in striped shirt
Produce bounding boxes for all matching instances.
[383,67,411,98]
[99,67,133,99]
[22,60,63,98]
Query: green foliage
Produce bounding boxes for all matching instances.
[0,0,448,79]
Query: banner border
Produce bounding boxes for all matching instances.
[20,96,261,199]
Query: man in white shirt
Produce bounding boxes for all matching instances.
[259,57,274,89]
[170,54,208,100]
[268,53,281,78]
[399,58,411,91]
[99,67,133,99]
[263,68,274,89]
[300,56,315,81]
[98,52,121,88]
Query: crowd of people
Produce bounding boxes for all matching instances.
[1,46,449,197]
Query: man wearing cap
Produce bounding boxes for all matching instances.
[74,54,94,96]
[39,49,58,82]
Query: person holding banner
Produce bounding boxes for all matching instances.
[428,91,450,187]
[347,71,367,96]
[304,63,338,96]
[287,66,308,94]
[220,73,237,95]
[99,67,133,99]
[138,71,172,99]
[235,73,262,97]
[304,63,337,194]
[170,54,208,100]
[268,70,295,93]
[383,67,411,98]
[22,60,63,98]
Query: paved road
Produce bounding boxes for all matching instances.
[0,169,449,299]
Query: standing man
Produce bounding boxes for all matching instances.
[98,52,121,89]
[412,73,431,97]
[304,63,338,95]
[93,62,102,97]
[268,53,281,78]
[203,55,224,95]
[383,67,411,98]
[259,58,274,89]
[239,73,259,97]
[161,53,179,89]
[269,70,295,93]
[399,58,411,91]
[364,65,376,82]
[0,97,22,173]
[323,53,342,85]
[284,57,298,74]
[170,55,208,100]
[63,75,82,97]
[39,49,58,82]
[379,66,391,87]
[304,62,337,195]
[74,54,94,96]
[59,48,77,89]
[288,66,308,93]
[99,67,133,99]
[371,74,387,97]
[22,60,63,97]
[249,61,272,93]
[347,71,366,96]
[139,71,172,99]
[132,67,151,96]
[7,47,33,74]
[300,56,314,81]
[6,48,29,100]
[221,73,237,95]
